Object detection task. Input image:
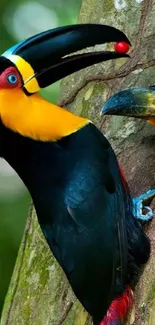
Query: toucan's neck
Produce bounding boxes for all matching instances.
[0,91,90,141]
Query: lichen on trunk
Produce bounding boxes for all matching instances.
[1,0,155,324]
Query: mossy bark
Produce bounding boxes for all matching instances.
[1,0,155,324]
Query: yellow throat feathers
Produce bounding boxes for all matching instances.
[0,90,90,141]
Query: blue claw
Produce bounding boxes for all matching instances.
[132,189,155,221]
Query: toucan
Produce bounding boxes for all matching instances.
[0,24,154,325]
[101,85,155,127]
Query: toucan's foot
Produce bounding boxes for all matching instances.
[132,189,155,221]
[100,286,133,325]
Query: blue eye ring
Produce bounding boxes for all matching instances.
[7,74,18,85]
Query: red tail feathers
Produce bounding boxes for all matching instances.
[100,286,133,325]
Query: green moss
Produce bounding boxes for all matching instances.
[69,81,107,128]
[104,0,114,13]
[147,282,155,302]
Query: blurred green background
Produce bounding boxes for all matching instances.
[0,0,81,314]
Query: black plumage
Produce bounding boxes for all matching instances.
[0,121,149,323]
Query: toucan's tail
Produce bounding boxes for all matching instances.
[93,286,133,325]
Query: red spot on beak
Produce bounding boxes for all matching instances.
[114,41,130,54]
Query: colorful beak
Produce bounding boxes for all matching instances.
[1,24,130,94]
[101,87,155,120]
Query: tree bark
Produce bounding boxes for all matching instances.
[1,0,155,324]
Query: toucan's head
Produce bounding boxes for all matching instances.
[0,24,130,141]
[101,86,155,126]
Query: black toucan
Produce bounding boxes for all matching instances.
[0,24,154,325]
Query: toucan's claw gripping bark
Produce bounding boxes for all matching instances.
[132,189,155,222]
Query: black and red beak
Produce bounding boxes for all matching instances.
[1,24,130,94]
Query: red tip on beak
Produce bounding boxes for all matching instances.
[114,41,130,54]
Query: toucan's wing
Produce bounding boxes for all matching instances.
[61,124,128,319]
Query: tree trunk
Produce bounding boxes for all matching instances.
[1,0,155,324]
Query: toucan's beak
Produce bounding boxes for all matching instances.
[2,24,130,94]
[101,87,155,125]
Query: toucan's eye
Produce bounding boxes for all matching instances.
[7,74,18,85]
[0,67,22,89]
